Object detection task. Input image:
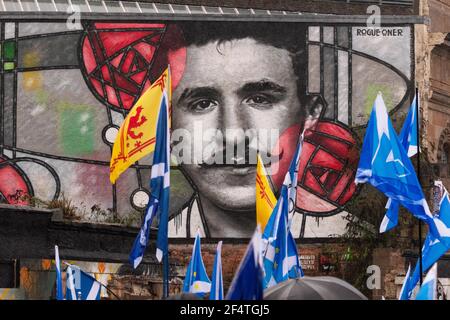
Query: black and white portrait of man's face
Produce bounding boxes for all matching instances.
[170,23,307,237]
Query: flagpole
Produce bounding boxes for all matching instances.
[415,86,423,286]
[163,252,169,298]
[99,282,121,300]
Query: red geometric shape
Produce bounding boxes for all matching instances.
[270,124,302,188]
[324,171,339,191]
[121,49,135,74]
[101,65,112,82]
[106,84,118,106]
[148,33,162,44]
[112,68,139,94]
[311,149,344,171]
[270,120,359,216]
[119,90,135,110]
[306,133,352,160]
[328,169,352,203]
[297,186,337,213]
[134,54,147,71]
[130,70,147,85]
[339,180,357,205]
[133,42,156,63]
[111,52,124,68]
[0,156,30,206]
[81,23,186,111]
[82,40,96,74]
[310,166,326,179]
[142,79,151,93]
[316,121,354,141]
[99,31,155,58]
[319,170,329,185]
[305,171,326,196]
[90,77,103,96]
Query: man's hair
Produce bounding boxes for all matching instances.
[171,22,308,119]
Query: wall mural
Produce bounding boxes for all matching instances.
[0,21,413,239]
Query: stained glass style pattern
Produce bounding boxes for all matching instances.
[0,21,414,239]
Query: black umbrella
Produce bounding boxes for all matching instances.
[264,276,368,300]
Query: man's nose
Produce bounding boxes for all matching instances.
[220,99,247,144]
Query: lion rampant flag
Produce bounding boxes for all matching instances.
[256,154,277,231]
[110,68,171,184]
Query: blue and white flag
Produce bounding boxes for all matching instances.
[226,228,264,300]
[398,264,412,300]
[210,241,223,300]
[415,263,438,300]
[54,245,63,300]
[264,133,303,242]
[381,94,419,233]
[183,231,211,296]
[287,136,303,221]
[129,82,171,268]
[262,134,303,288]
[65,264,101,300]
[408,187,450,297]
[262,187,303,288]
[399,94,418,158]
[355,93,439,240]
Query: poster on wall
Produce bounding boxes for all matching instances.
[0,21,413,239]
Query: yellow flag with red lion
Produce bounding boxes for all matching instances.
[110,68,171,184]
[256,153,277,231]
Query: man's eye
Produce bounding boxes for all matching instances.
[189,99,218,112]
[244,95,273,107]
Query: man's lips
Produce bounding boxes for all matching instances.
[196,163,257,176]
[230,166,256,176]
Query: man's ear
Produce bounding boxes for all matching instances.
[304,94,326,120]
[301,94,326,131]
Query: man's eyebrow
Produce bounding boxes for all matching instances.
[178,87,220,102]
[237,80,287,95]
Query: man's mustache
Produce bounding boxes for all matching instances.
[199,149,272,168]
[198,139,272,167]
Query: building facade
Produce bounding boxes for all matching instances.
[0,0,448,300]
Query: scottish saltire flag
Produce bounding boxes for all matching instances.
[408,187,450,297]
[183,231,211,296]
[381,94,419,233]
[129,68,171,268]
[66,265,77,300]
[261,134,303,288]
[380,199,400,233]
[398,264,412,300]
[263,135,303,243]
[286,135,303,224]
[398,94,419,157]
[355,93,439,239]
[262,187,303,288]
[415,263,438,300]
[54,245,63,300]
[210,241,223,300]
[226,228,264,300]
[65,264,101,300]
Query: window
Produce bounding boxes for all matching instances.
[444,143,450,177]
[0,260,19,288]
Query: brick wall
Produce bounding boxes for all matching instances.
[101,242,353,299]
[372,248,406,300]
